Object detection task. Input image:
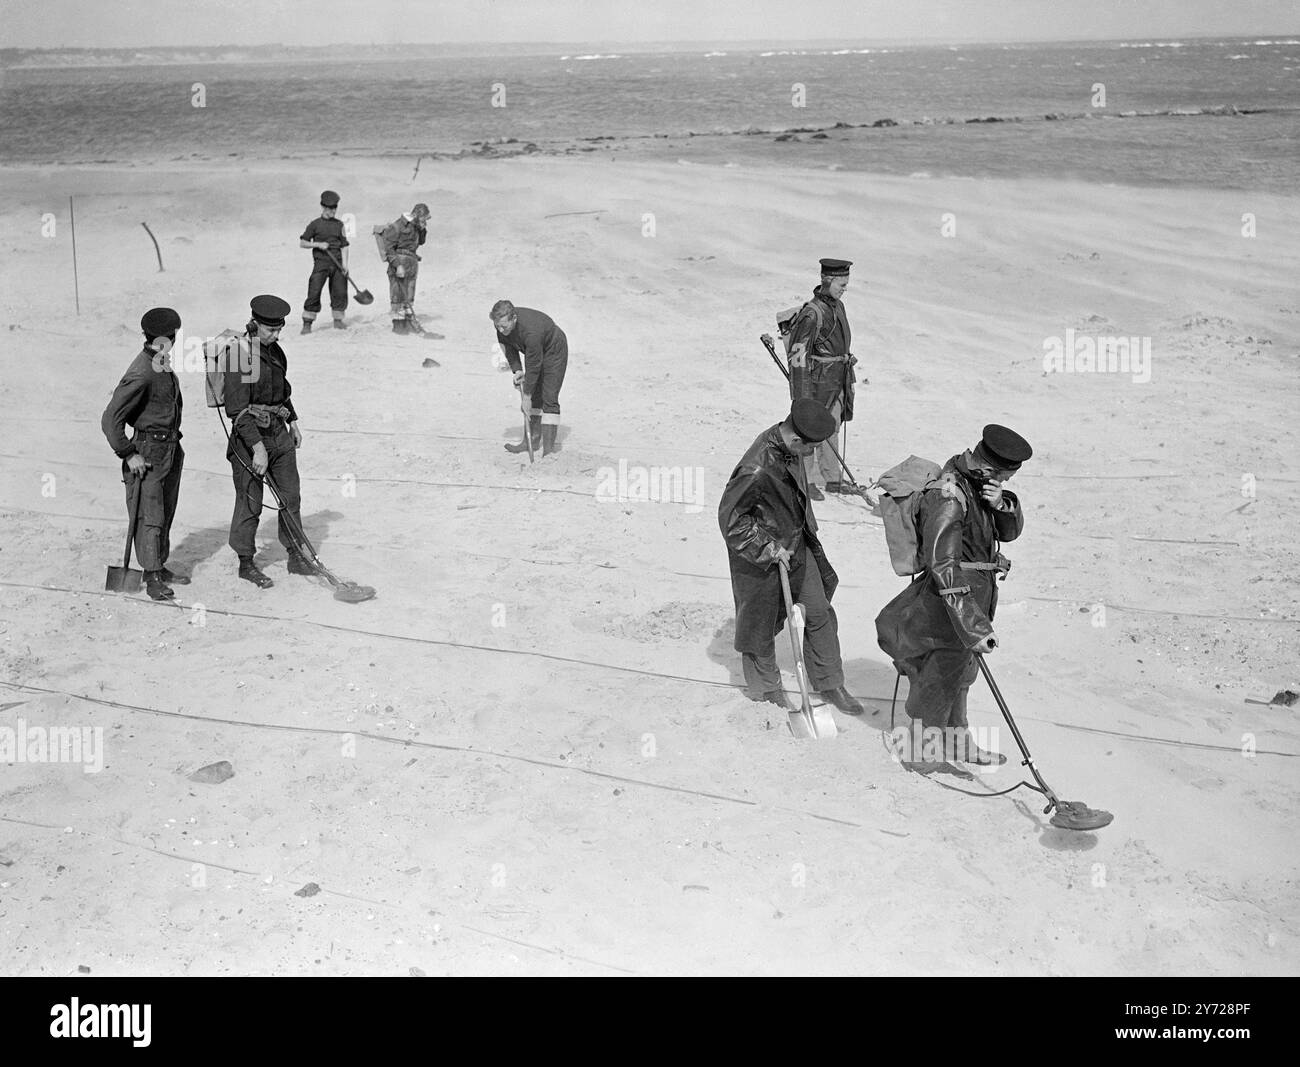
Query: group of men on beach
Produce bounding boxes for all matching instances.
[99,233,1024,764]
[718,257,1033,764]
[100,190,571,602]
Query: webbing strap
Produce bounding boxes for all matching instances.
[938,585,970,595]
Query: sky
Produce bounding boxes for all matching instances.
[1,0,1297,49]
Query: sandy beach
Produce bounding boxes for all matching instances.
[0,151,1297,975]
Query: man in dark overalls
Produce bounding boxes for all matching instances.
[224,294,316,589]
[787,257,855,500]
[298,189,349,333]
[101,307,187,601]
[491,300,569,457]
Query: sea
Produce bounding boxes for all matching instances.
[1,37,1297,191]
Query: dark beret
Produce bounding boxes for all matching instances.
[320,189,340,207]
[819,258,852,276]
[140,307,181,338]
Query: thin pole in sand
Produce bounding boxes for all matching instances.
[68,196,80,314]
[141,222,165,272]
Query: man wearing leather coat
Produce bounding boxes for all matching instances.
[875,425,1033,762]
[719,399,865,717]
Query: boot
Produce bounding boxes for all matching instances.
[144,570,174,601]
[541,423,559,456]
[286,548,319,576]
[505,416,542,454]
[333,317,348,330]
[392,319,409,335]
[951,729,1007,766]
[159,566,190,585]
[301,320,313,335]
[758,689,796,712]
[818,686,865,716]
[238,556,273,589]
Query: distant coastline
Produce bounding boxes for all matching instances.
[3,35,1298,69]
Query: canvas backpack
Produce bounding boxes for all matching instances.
[872,455,968,576]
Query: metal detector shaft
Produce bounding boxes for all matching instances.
[759,334,867,491]
[975,654,1060,813]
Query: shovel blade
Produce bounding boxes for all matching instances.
[787,711,815,740]
[354,290,374,305]
[105,565,143,593]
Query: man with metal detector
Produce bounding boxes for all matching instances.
[874,425,1032,766]
[298,189,349,333]
[381,202,429,335]
[718,398,865,717]
[223,294,318,590]
[786,258,857,501]
[101,307,188,602]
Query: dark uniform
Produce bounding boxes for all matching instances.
[875,427,1031,732]
[381,206,428,325]
[225,296,306,579]
[100,307,185,598]
[300,189,349,328]
[496,307,569,451]
[719,400,861,712]
[788,258,855,490]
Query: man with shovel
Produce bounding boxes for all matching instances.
[491,300,569,457]
[381,202,429,335]
[874,425,1032,765]
[299,189,350,333]
[100,307,187,602]
[718,398,864,716]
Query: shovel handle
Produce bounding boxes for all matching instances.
[777,558,813,708]
[325,249,363,294]
[121,470,143,569]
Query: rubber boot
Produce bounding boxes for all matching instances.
[238,556,273,589]
[144,570,174,601]
[392,319,409,335]
[541,423,558,457]
[301,319,313,335]
[505,415,542,454]
[333,315,347,330]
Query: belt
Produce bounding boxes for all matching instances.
[135,429,180,443]
[808,353,850,363]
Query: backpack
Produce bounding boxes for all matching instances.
[203,329,248,409]
[872,456,967,576]
[776,299,830,358]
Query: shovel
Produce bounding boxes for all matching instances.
[777,558,837,740]
[105,472,144,593]
[325,249,373,305]
[517,384,535,464]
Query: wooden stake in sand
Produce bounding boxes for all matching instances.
[141,221,165,272]
[68,195,80,314]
